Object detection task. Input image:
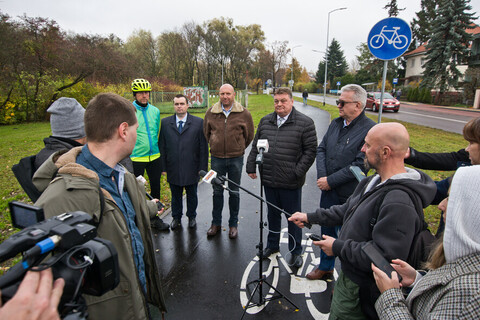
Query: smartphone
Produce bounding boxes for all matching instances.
[362,242,402,282]
[9,201,45,229]
[350,165,366,182]
[156,201,165,211]
[308,233,322,241]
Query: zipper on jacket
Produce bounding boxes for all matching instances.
[141,107,154,157]
[224,117,227,158]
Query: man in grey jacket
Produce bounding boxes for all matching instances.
[290,123,436,320]
[247,87,317,268]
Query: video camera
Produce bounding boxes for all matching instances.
[0,201,119,319]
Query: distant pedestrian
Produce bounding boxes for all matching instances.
[396,88,402,100]
[302,89,309,105]
[160,94,208,230]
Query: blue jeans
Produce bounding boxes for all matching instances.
[170,183,198,220]
[211,156,243,227]
[303,97,307,104]
[319,226,340,270]
[264,186,303,255]
[318,190,342,271]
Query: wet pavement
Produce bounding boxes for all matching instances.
[152,101,335,319]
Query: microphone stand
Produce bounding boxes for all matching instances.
[239,153,299,319]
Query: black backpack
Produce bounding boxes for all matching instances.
[370,184,436,269]
[11,155,42,202]
[12,154,106,226]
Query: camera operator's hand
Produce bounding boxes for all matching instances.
[0,269,64,320]
[152,199,165,215]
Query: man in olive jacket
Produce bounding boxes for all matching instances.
[246,87,317,268]
[203,84,254,239]
[33,93,167,320]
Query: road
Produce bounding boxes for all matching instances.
[293,92,480,134]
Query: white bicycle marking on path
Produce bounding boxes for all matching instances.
[240,228,338,318]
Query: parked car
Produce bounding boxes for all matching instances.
[365,92,400,112]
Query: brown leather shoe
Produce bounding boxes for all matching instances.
[207,225,221,237]
[306,269,334,280]
[228,227,238,239]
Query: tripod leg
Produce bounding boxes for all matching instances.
[261,279,299,310]
[241,279,263,319]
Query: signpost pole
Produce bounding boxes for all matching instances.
[367,17,411,124]
[378,60,388,124]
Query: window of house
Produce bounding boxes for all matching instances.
[411,58,415,67]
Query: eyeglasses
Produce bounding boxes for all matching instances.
[336,100,358,107]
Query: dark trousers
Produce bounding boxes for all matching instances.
[264,186,302,255]
[132,157,162,199]
[170,183,198,220]
[211,156,243,227]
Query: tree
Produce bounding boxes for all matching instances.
[355,42,399,85]
[158,30,185,83]
[325,38,348,85]
[299,68,311,83]
[410,0,438,46]
[383,0,405,17]
[180,22,202,86]
[259,41,289,87]
[283,57,302,84]
[124,29,161,77]
[315,60,325,85]
[197,18,265,88]
[15,15,65,121]
[422,0,477,95]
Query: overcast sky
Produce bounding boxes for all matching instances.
[2,0,480,74]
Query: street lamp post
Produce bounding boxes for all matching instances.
[290,45,302,90]
[323,7,347,106]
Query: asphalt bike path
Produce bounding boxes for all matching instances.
[152,101,335,319]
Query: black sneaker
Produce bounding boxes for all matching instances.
[151,217,169,231]
[188,218,196,228]
[288,254,303,268]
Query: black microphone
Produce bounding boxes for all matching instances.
[199,170,226,188]
[255,148,265,165]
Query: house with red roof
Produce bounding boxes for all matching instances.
[403,24,480,87]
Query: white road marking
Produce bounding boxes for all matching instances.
[388,111,469,123]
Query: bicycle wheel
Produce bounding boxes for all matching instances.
[239,253,281,314]
[369,34,384,49]
[393,35,408,50]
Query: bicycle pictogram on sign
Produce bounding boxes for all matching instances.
[367,17,412,61]
[369,26,408,50]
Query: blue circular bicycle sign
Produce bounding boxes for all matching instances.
[368,17,412,60]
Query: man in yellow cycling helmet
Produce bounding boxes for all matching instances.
[131,78,169,231]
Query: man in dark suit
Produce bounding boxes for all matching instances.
[159,94,208,229]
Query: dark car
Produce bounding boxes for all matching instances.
[365,92,400,112]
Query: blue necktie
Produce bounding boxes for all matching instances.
[178,120,184,133]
